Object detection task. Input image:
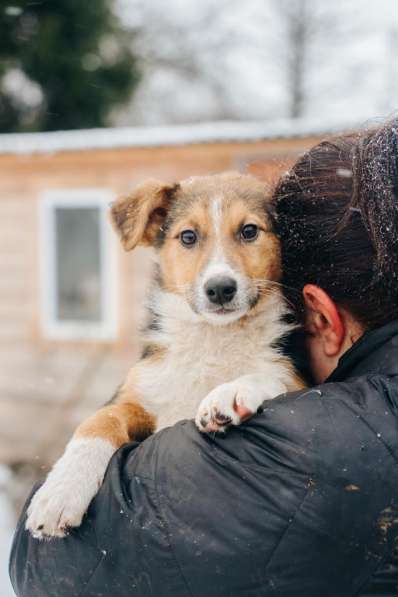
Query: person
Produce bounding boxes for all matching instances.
[9,118,398,597]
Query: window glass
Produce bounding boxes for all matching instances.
[54,207,102,322]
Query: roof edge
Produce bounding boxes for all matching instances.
[0,116,365,156]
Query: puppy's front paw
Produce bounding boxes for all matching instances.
[26,477,90,539]
[26,438,115,539]
[195,380,261,433]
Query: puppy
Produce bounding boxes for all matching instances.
[26,172,304,539]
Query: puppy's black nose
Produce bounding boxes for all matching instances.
[205,276,237,305]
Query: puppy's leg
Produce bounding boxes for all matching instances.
[26,396,155,539]
[196,373,304,433]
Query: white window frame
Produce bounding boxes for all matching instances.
[39,189,117,341]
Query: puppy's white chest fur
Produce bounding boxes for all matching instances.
[133,289,294,429]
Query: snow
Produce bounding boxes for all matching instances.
[2,69,43,109]
[0,116,364,156]
[4,6,22,17]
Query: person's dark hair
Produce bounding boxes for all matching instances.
[273,117,398,329]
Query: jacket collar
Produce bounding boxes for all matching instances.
[326,319,398,383]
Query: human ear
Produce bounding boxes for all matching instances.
[110,180,179,251]
[303,284,345,357]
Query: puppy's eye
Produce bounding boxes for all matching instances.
[180,229,197,247]
[240,224,259,242]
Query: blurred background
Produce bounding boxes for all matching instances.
[1,0,398,594]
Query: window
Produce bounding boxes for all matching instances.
[40,189,117,340]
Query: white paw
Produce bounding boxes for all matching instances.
[195,380,258,433]
[26,438,115,539]
[195,375,287,433]
[26,477,91,539]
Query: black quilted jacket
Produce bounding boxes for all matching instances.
[9,321,398,596]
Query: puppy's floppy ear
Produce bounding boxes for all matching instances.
[110,180,179,251]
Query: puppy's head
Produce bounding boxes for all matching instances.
[111,172,281,325]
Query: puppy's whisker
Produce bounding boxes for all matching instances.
[253,278,302,296]
[253,282,296,311]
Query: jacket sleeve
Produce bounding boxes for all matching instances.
[8,445,130,596]
[9,386,398,597]
[9,439,190,597]
[9,482,111,596]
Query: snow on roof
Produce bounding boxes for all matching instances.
[0,116,363,155]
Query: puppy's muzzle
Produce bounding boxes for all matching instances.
[204,276,237,305]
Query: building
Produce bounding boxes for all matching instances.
[0,117,358,470]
